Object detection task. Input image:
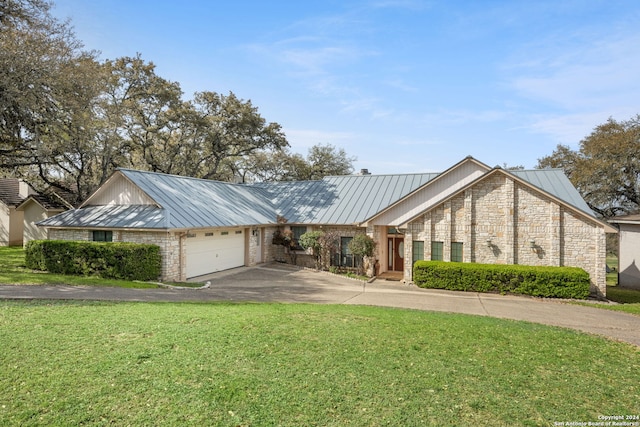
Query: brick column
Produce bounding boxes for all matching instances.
[444,201,451,261]
[505,179,515,264]
[404,229,412,282]
[594,227,606,296]
[424,215,432,260]
[550,203,561,266]
[464,189,473,262]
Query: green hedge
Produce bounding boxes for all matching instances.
[25,240,162,281]
[413,261,591,299]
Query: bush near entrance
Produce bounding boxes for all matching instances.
[25,240,161,281]
[413,261,590,299]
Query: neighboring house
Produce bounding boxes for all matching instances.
[16,193,72,244]
[0,179,35,246]
[38,156,616,296]
[0,178,71,246]
[609,214,640,289]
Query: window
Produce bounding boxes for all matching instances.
[205,232,214,237]
[451,242,463,262]
[412,241,424,264]
[291,226,307,249]
[334,237,361,268]
[92,230,112,242]
[431,241,443,261]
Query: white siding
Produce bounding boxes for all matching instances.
[86,173,156,206]
[619,223,640,289]
[372,161,487,226]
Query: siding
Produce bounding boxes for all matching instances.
[87,174,156,206]
[407,173,607,295]
[370,161,487,226]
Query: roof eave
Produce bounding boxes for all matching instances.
[396,168,618,233]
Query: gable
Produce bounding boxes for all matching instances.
[365,157,490,226]
[83,172,157,207]
[402,168,615,233]
[39,157,611,233]
[0,178,34,207]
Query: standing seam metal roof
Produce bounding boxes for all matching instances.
[40,169,279,230]
[39,165,596,230]
[250,173,439,224]
[510,169,594,216]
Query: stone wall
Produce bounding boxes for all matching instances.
[265,225,366,269]
[406,173,607,295]
[48,228,181,282]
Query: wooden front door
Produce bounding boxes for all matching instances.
[388,237,404,272]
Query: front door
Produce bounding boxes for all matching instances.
[388,237,404,272]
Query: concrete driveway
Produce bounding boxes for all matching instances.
[1,263,639,347]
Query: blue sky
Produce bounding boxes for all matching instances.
[51,0,640,174]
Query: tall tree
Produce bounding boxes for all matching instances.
[0,0,97,176]
[238,143,356,182]
[300,143,355,180]
[537,115,640,217]
[191,91,288,181]
[101,55,184,176]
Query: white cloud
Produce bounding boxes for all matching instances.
[525,109,638,146]
[504,29,640,145]
[509,33,640,111]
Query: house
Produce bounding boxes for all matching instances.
[609,214,640,289]
[38,156,616,296]
[16,193,72,244]
[0,179,32,246]
[0,178,70,246]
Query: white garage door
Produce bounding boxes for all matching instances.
[186,230,244,278]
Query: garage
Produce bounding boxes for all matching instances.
[186,229,245,278]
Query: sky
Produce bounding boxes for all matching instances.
[51,0,640,174]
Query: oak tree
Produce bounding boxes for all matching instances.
[537,115,640,217]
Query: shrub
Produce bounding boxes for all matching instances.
[25,240,161,281]
[413,261,590,299]
[299,231,324,263]
[348,234,376,276]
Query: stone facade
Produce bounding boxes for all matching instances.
[266,224,367,270]
[404,174,607,296]
[49,228,181,282]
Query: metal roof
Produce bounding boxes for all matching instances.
[39,162,598,230]
[118,169,277,228]
[38,205,169,229]
[41,169,278,229]
[250,173,439,224]
[510,169,595,216]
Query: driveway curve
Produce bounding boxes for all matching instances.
[1,263,639,347]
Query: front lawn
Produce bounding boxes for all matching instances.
[0,246,159,288]
[600,285,640,315]
[0,301,638,426]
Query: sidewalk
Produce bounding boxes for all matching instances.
[1,263,639,347]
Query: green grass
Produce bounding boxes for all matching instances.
[0,246,159,288]
[607,253,619,286]
[599,286,640,315]
[1,301,638,426]
[573,254,640,316]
